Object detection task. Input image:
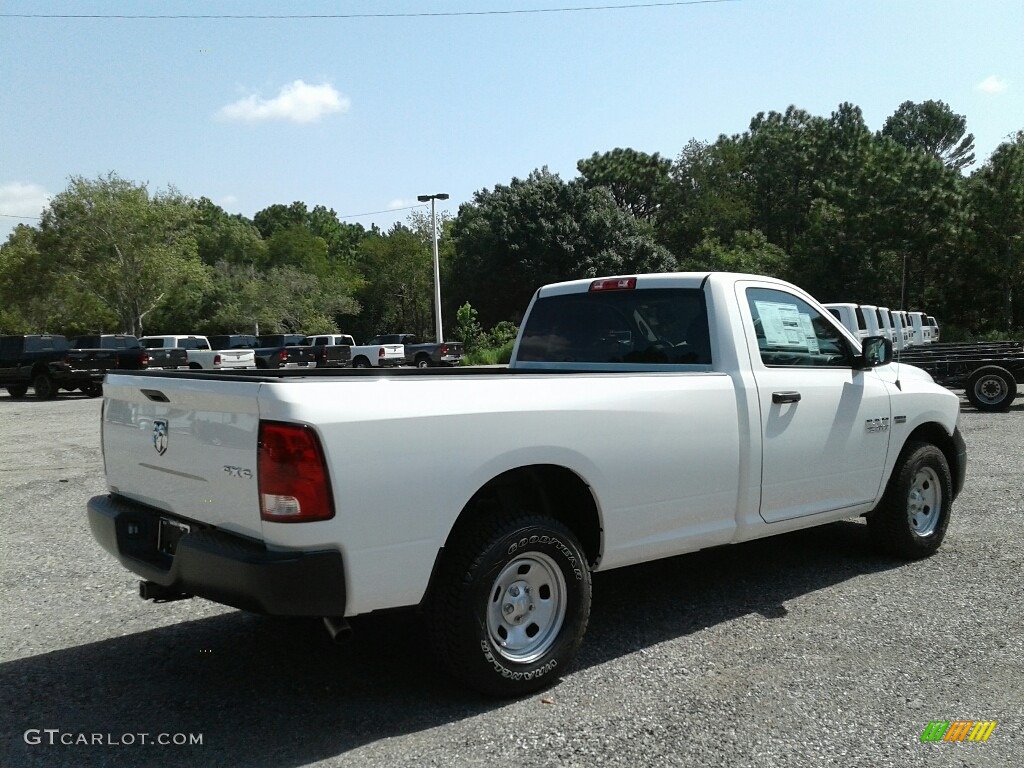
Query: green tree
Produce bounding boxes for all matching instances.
[453,302,485,352]
[193,198,267,267]
[37,173,199,335]
[450,168,675,327]
[661,137,754,257]
[576,148,671,220]
[881,99,976,171]
[966,131,1024,332]
[349,222,433,341]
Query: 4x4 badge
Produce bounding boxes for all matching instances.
[153,419,169,455]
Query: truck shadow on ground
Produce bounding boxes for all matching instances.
[0,519,903,767]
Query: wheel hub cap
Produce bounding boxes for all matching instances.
[908,467,941,536]
[486,552,566,663]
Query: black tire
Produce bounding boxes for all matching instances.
[352,357,370,369]
[32,372,58,400]
[416,355,431,369]
[81,382,103,398]
[429,514,591,697]
[966,365,1017,412]
[7,385,28,398]
[868,441,952,559]
[189,362,202,370]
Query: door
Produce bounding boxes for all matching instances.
[739,285,893,523]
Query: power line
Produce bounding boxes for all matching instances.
[0,214,41,220]
[339,204,429,218]
[0,1,739,20]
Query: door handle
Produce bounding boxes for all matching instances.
[772,391,801,404]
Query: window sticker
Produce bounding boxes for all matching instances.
[755,301,808,349]
[798,314,820,354]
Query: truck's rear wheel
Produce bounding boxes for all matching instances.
[7,385,28,398]
[868,441,952,559]
[430,515,591,697]
[416,355,431,368]
[33,373,58,400]
[966,365,1016,412]
[352,357,370,369]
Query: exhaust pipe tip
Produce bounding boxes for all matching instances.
[139,580,192,603]
[323,615,353,644]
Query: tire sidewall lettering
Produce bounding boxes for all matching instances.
[506,532,583,581]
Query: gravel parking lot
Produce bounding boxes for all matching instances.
[1,390,1021,768]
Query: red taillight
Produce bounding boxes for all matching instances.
[440,344,448,355]
[214,354,221,366]
[141,352,150,367]
[279,349,288,361]
[378,347,385,357]
[589,277,637,292]
[258,422,334,523]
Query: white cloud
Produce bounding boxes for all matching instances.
[0,182,51,237]
[219,194,239,207]
[388,199,410,209]
[976,75,1008,94]
[217,80,349,124]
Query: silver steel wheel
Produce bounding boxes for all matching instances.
[974,375,1008,406]
[486,552,566,664]
[908,466,942,536]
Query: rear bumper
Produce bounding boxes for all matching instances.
[377,358,407,367]
[87,494,346,616]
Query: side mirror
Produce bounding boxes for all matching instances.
[858,336,893,369]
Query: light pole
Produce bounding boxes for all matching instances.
[418,193,449,342]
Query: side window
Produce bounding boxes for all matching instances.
[746,288,852,368]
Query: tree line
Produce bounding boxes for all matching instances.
[2,99,1022,342]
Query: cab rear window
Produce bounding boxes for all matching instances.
[517,288,710,365]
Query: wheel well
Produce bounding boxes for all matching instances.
[901,422,962,497]
[444,465,602,568]
[30,363,51,378]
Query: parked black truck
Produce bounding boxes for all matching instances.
[0,334,104,399]
[69,335,189,377]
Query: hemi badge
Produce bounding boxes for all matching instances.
[895,416,907,424]
[865,417,890,434]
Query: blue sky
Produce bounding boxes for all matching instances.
[1,0,1021,240]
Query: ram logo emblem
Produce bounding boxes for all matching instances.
[153,420,169,455]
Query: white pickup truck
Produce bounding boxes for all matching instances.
[139,335,256,370]
[88,272,966,697]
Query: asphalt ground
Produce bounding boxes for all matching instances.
[0,389,1021,768]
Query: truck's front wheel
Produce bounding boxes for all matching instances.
[431,515,591,697]
[7,385,28,398]
[868,441,952,559]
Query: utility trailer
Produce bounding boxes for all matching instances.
[896,341,1024,412]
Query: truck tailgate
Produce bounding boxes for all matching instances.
[102,374,263,538]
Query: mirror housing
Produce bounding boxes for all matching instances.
[857,336,893,369]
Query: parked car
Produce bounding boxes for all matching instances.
[69,334,188,376]
[138,335,256,370]
[348,338,406,368]
[300,335,353,368]
[205,334,318,369]
[88,271,965,697]
[0,334,103,399]
[366,334,464,367]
